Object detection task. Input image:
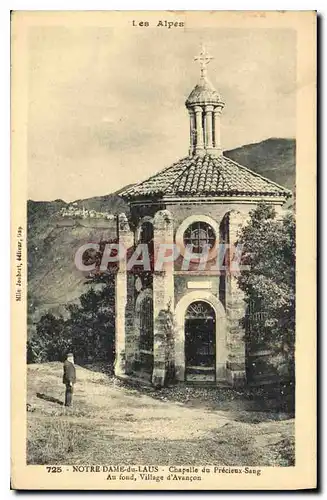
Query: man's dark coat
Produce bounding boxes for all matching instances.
[63,360,76,385]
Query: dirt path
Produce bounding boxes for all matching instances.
[27,363,294,466]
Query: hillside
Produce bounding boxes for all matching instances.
[27,193,128,329]
[27,138,295,331]
[72,184,134,213]
[224,138,295,192]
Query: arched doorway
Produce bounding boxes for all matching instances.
[134,288,154,379]
[185,301,216,382]
[174,290,227,383]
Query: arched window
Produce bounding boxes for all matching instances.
[139,221,153,244]
[139,295,153,352]
[219,213,230,245]
[138,220,154,262]
[219,213,230,308]
[185,301,215,320]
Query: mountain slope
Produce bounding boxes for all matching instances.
[27,192,127,329]
[224,138,295,192]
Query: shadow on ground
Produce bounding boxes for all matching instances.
[116,378,295,424]
[36,392,64,406]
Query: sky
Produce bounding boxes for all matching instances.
[27,26,296,201]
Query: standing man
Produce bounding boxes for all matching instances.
[63,352,76,407]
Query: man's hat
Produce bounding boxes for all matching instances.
[67,352,74,357]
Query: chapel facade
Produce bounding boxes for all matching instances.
[114,47,291,388]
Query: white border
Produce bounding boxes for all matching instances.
[3,4,321,498]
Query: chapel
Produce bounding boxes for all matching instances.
[114,46,291,387]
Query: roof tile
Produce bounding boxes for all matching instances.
[121,154,292,200]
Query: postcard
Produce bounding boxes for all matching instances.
[11,10,316,490]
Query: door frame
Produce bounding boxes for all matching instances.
[184,303,216,379]
[174,291,227,382]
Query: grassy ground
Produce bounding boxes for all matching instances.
[27,362,295,466]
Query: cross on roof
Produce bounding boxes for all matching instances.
[194,44,214,78]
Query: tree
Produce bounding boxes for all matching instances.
[237,204,295,379]
[65,283,115,363]
[27,280,116,364]
[27,313,69,363]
